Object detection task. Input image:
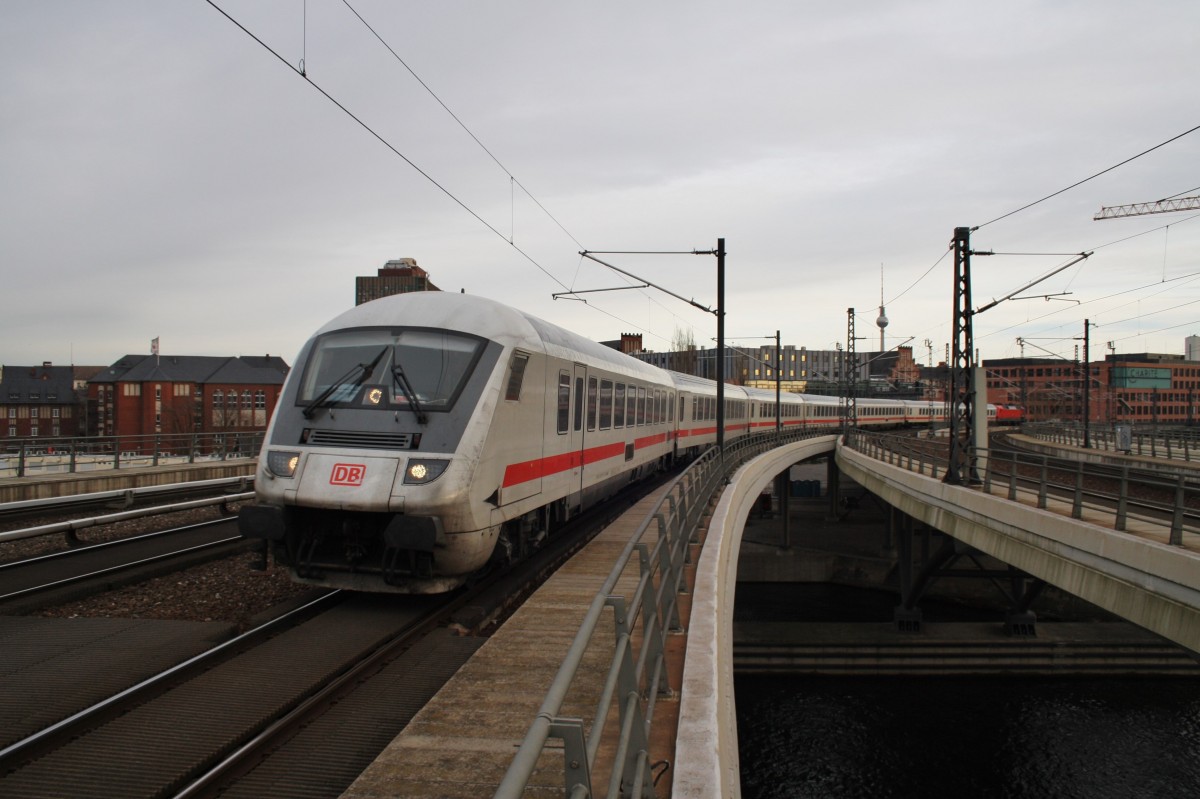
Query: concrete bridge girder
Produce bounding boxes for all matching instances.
[675,435,839,799]
[836,443,1200,655]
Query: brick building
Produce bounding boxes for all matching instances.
[985,352,1200,425]
[89,354,290,445]
[0,362,98,442]
[355,258,440,305]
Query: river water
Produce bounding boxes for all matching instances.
[733,584,1200,798]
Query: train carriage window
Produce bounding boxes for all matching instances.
[557,372,570,434]
[670,392,675,422]
[587,377,597,431]
[615,383,626,428]
[637,387,646,425]
[574,376,584,432]
[505,352,529,401]
[600,380,613,430]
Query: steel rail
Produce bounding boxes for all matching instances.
[0,529,245,604]
[0,590,343,771]
[0,491,253,544]
[0,475,254,519]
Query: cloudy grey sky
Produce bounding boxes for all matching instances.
[3,1,1198,370]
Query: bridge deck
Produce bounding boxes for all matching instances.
[896,439,1200,556]
[340,482,685,799]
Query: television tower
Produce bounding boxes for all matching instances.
[876,264,889,351]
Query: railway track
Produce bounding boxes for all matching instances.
[0,470,669,798]
[0,590,479,799]
[0,518,251,614]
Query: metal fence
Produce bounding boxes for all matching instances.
[494,427,825,799]
[847,430,1200,546]
[0,432,264,478]
[1024,422,1200,461]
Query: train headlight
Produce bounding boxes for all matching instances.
[404,459,449,485]
[266,450,300,478]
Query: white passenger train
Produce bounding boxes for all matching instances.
[239,292,951,593]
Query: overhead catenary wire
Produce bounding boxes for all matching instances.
[338,0,585,250]
[336,0,704,347]
[975,122,1200,230]
[203,1,679,346]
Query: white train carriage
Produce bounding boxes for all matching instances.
[240,291,965,595]
[239,292,677,593]
[856,396,908,426]
[740,385,809,434]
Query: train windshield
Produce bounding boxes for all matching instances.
[298,328,484,413]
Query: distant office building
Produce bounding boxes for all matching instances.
[1186,335,1200,362]
[355,258,440,305]
[630,341,916,394]
[985,352,1200,425]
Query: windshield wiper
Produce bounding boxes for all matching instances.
[302,346,389,419]
[392,354,429,425]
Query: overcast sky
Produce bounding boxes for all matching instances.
[3,1,1198,371]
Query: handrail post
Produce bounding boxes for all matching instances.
[1008,450,1018,501]
[1171,475,1185,546]
[1071,462,1084,519]
[548,718,592,798]
[1038,456,1049,510]
[1115,465,1129,531]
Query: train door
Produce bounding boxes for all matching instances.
[568,363,587,513]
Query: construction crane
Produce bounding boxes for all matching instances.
[1094,195,1200,220]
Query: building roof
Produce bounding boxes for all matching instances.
[90,355,289,386]
[0,364,81,404]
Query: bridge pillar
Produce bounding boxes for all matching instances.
[825,456,841,521]
[776,471,791,549]
[892,508,923,632]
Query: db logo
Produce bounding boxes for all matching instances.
[330,463,366,486]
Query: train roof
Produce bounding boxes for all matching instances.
[315,292,667,383]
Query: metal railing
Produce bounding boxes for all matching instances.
[0,432,264,478]
[0,476,255,543]
[1024,422,1200,461]
[494,428,823,799]
[846,430,1200,546]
